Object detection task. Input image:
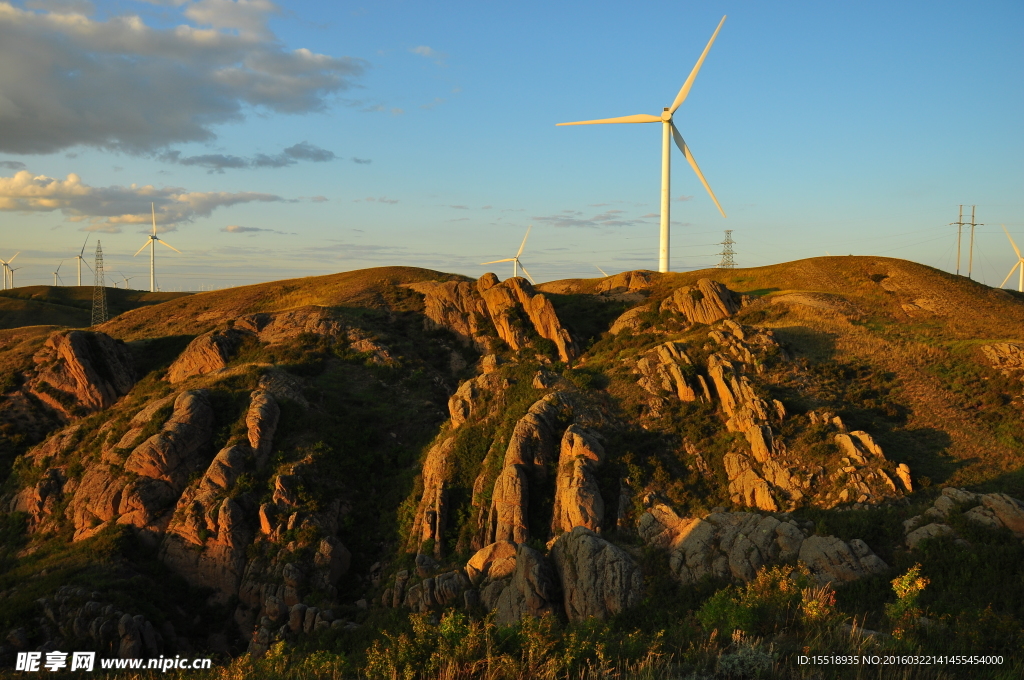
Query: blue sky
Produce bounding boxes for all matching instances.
[0,0,1021,291]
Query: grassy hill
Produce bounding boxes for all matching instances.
[0,285,192,331]
[0,257,1021,679]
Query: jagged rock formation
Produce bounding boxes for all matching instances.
[661,279,743,325]
[550,425,605,534]
[550,526,642,622]
[595,270,654,294]
[635,341,708,404]
[408,275,577,362]
[637,504,887,586]
[24,330,135,418]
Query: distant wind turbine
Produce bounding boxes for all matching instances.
[117,272,137,290]
[134,203,181,292]
[0,252,18,290]
[999,225,1024,293]
[8,266,22,288]
[73,235,92,286]
[53,260,65,286]
[557,16,728,273]
[481,226,536,284]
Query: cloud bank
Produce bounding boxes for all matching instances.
[0,2,365,154]
[0,170,282,230]
[160,141,337,172]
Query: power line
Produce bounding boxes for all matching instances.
[717,230,736,268]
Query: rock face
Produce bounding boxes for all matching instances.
[63,390,214,541]
[493,544,560,625]
[25,330,135,418]
[637,505,887,587]
[902,488,1024,546]
[167,329,249,383]
[636,342,705,403]
[408,276,577,362]
[551,425,606,534]
[551,526,642,622]
[466,540,518,585]
[660,279,742,325]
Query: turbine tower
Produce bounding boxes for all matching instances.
[1000,225,1024,293]
[91,241,108,325]
[557,16,727,273]
[134,203,181,292]
[1,252,19,290]
[481,226,536,283]
[8,266,22,288]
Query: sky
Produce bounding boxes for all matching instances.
[0,0,1022,291]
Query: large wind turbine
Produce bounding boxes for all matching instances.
[1000,225,1024,293]
[558,15,728,273]
[53,260,65,286]
[481,226,536,284]
[0,252,18,290]
[134,203,181,292]
[73,235,91,286]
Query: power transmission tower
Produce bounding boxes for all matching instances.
[967,206,983,280]
[717,229,736,268]
[91,240,108,326]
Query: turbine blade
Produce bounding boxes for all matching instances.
[158,239,182,254]
[1000,262,1021,289]
[672,123,726,218]
[557,114,660,126]
[55,260,63,274]
[669,15,727,114]
[481,258,516,265]
[517,225,532,257]
[516,260,536,285]
[134,241,150,257]
[79,235,90,256]
[595,265,609,277]
[8,251,19,264]
[1003,224,1022,259]
[152,203,157,235]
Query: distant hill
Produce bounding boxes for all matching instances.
[0,285,192,330]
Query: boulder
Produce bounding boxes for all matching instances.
[636,342,700,402]
[26,330,135,418]
[980,493,1024,537]
[798,536,888,585]
[246,391,280,466]
[466,540,518,585]
[166,329,248,383]
[550,526,642,621]
[123,391,215,489]
[905,523,954,549]
[493,544,560,625]
[980,343,1024,375]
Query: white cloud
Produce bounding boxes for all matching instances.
[0,3,365,154]
[159,141,337,172]
[410,44,446,66]
[531,208,655,229]
[0,170,283,230]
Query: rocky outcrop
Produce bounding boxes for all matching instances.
[551,526,642,621]
[636,342,705,402]
[409,276,577,362]
[637,505,886,587]
[902,488,1024,547]
[551,425,606,534]
[492,544,560,625]
[407,437,455,556]
[466,540,518,585]
[25,330,135,419]
[661,279,742,325]
[447,373,502,428]
[67,390,214,541]
[980,342,1024,377]
[167,329,249,383]
[798,536,888,585]
[595,270,654,294]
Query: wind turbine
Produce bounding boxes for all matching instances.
[8,266,22,288]
[0,252,18,290]
[134,203,181,292]
[481,226,536,284]
[53,260,65,286]
[72,235,92,286]
[557,16,728,273]
[117,272,137,290]
[999,225,1024,293]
